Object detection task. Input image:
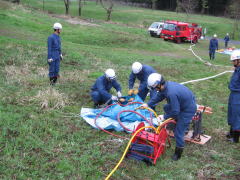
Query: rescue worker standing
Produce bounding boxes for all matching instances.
[47,22,63,85]
[224,33,230,49]
[209,34,218,60]
[227,50,240,143]
[141,73,197,161]
[91,69,122,107]
[128,62,157,102]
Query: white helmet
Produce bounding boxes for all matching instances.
[230,50,240,61]
[105,69,116,80]
[226,33,229,36]
[132,62,143,74]
[147,73,163,89]
[53,23,62,30]
[213,34,217,38]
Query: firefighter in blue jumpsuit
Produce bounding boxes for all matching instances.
[141,73,196,160]
[227,50,240,143]
[47,23,63,85]
[128,62,157,104]
[224,33,230,49]
[91,69,122,107]
[209,34,218,60]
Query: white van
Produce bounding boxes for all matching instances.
[148,22,164,38]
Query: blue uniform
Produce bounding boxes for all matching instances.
[224,35,230,48]
[228,66,240,131]
[129,65,157,101]
[91,75,121,105]
[148,81,197,147]
[47,33,61,78]
[209,38,218,60]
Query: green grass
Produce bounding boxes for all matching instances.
[0,0,240,179]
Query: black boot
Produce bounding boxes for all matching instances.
[50,77,55,85]
[53,76,58,84]
[172,147,183,161]
[226,127,233,139]
[233,131,240,143]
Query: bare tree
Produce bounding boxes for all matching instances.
[226,0,240,40]
[176,0,181,13]
[42,0,45,11]
[151,0,157,9]
[177,0,199,17]
[78,0,83,16]
[63,0,70,15]
[200,0,208,14]
[100,0,114,21]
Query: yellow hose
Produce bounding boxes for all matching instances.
[156,118,174,134]
[105,126,157,180]
[135,106,158,118]
[144,107,158,118]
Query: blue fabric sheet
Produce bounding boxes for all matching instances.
[80,95,161,132]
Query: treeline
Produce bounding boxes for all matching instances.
[119,0,237,16]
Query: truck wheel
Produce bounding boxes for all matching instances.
[164,39,168,41]
[176,37,181,44]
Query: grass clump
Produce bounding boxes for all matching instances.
[33,87,69,110]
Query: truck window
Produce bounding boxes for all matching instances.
[150,22,160,29]
[163,23,176,31]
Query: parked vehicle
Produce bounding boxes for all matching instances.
[148,22,164,38]
[160,20,202,43]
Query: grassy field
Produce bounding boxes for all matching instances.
[0,0,240,179]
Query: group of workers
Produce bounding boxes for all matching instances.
[47,22,240,162]
[209,33,230,60]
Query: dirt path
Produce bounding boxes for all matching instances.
[51,14,100,27]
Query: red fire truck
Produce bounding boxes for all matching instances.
[160,20,202,43]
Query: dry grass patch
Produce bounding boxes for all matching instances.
[4,64,48,85]
[60,69,90,83]
[32,87,69,110]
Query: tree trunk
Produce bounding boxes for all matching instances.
[78,0,82,16]
[100,0,114,21]
[64,0,70,15]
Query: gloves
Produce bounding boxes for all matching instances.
[48,58,53,63]
[117,91,122,98]
[139,103,148,109]
[128,89,134,96]
[111,95,118,101]
[60,54,63,60]
[133,89,138,95]
[119,98,125,103]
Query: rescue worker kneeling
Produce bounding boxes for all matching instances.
[91,69,122,108]
[227,50,240,143]
[141,73,197,161]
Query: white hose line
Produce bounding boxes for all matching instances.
[180,70,233,85]
[189,44,212,66]
[179,43,234,85]
[189,44,231,68]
